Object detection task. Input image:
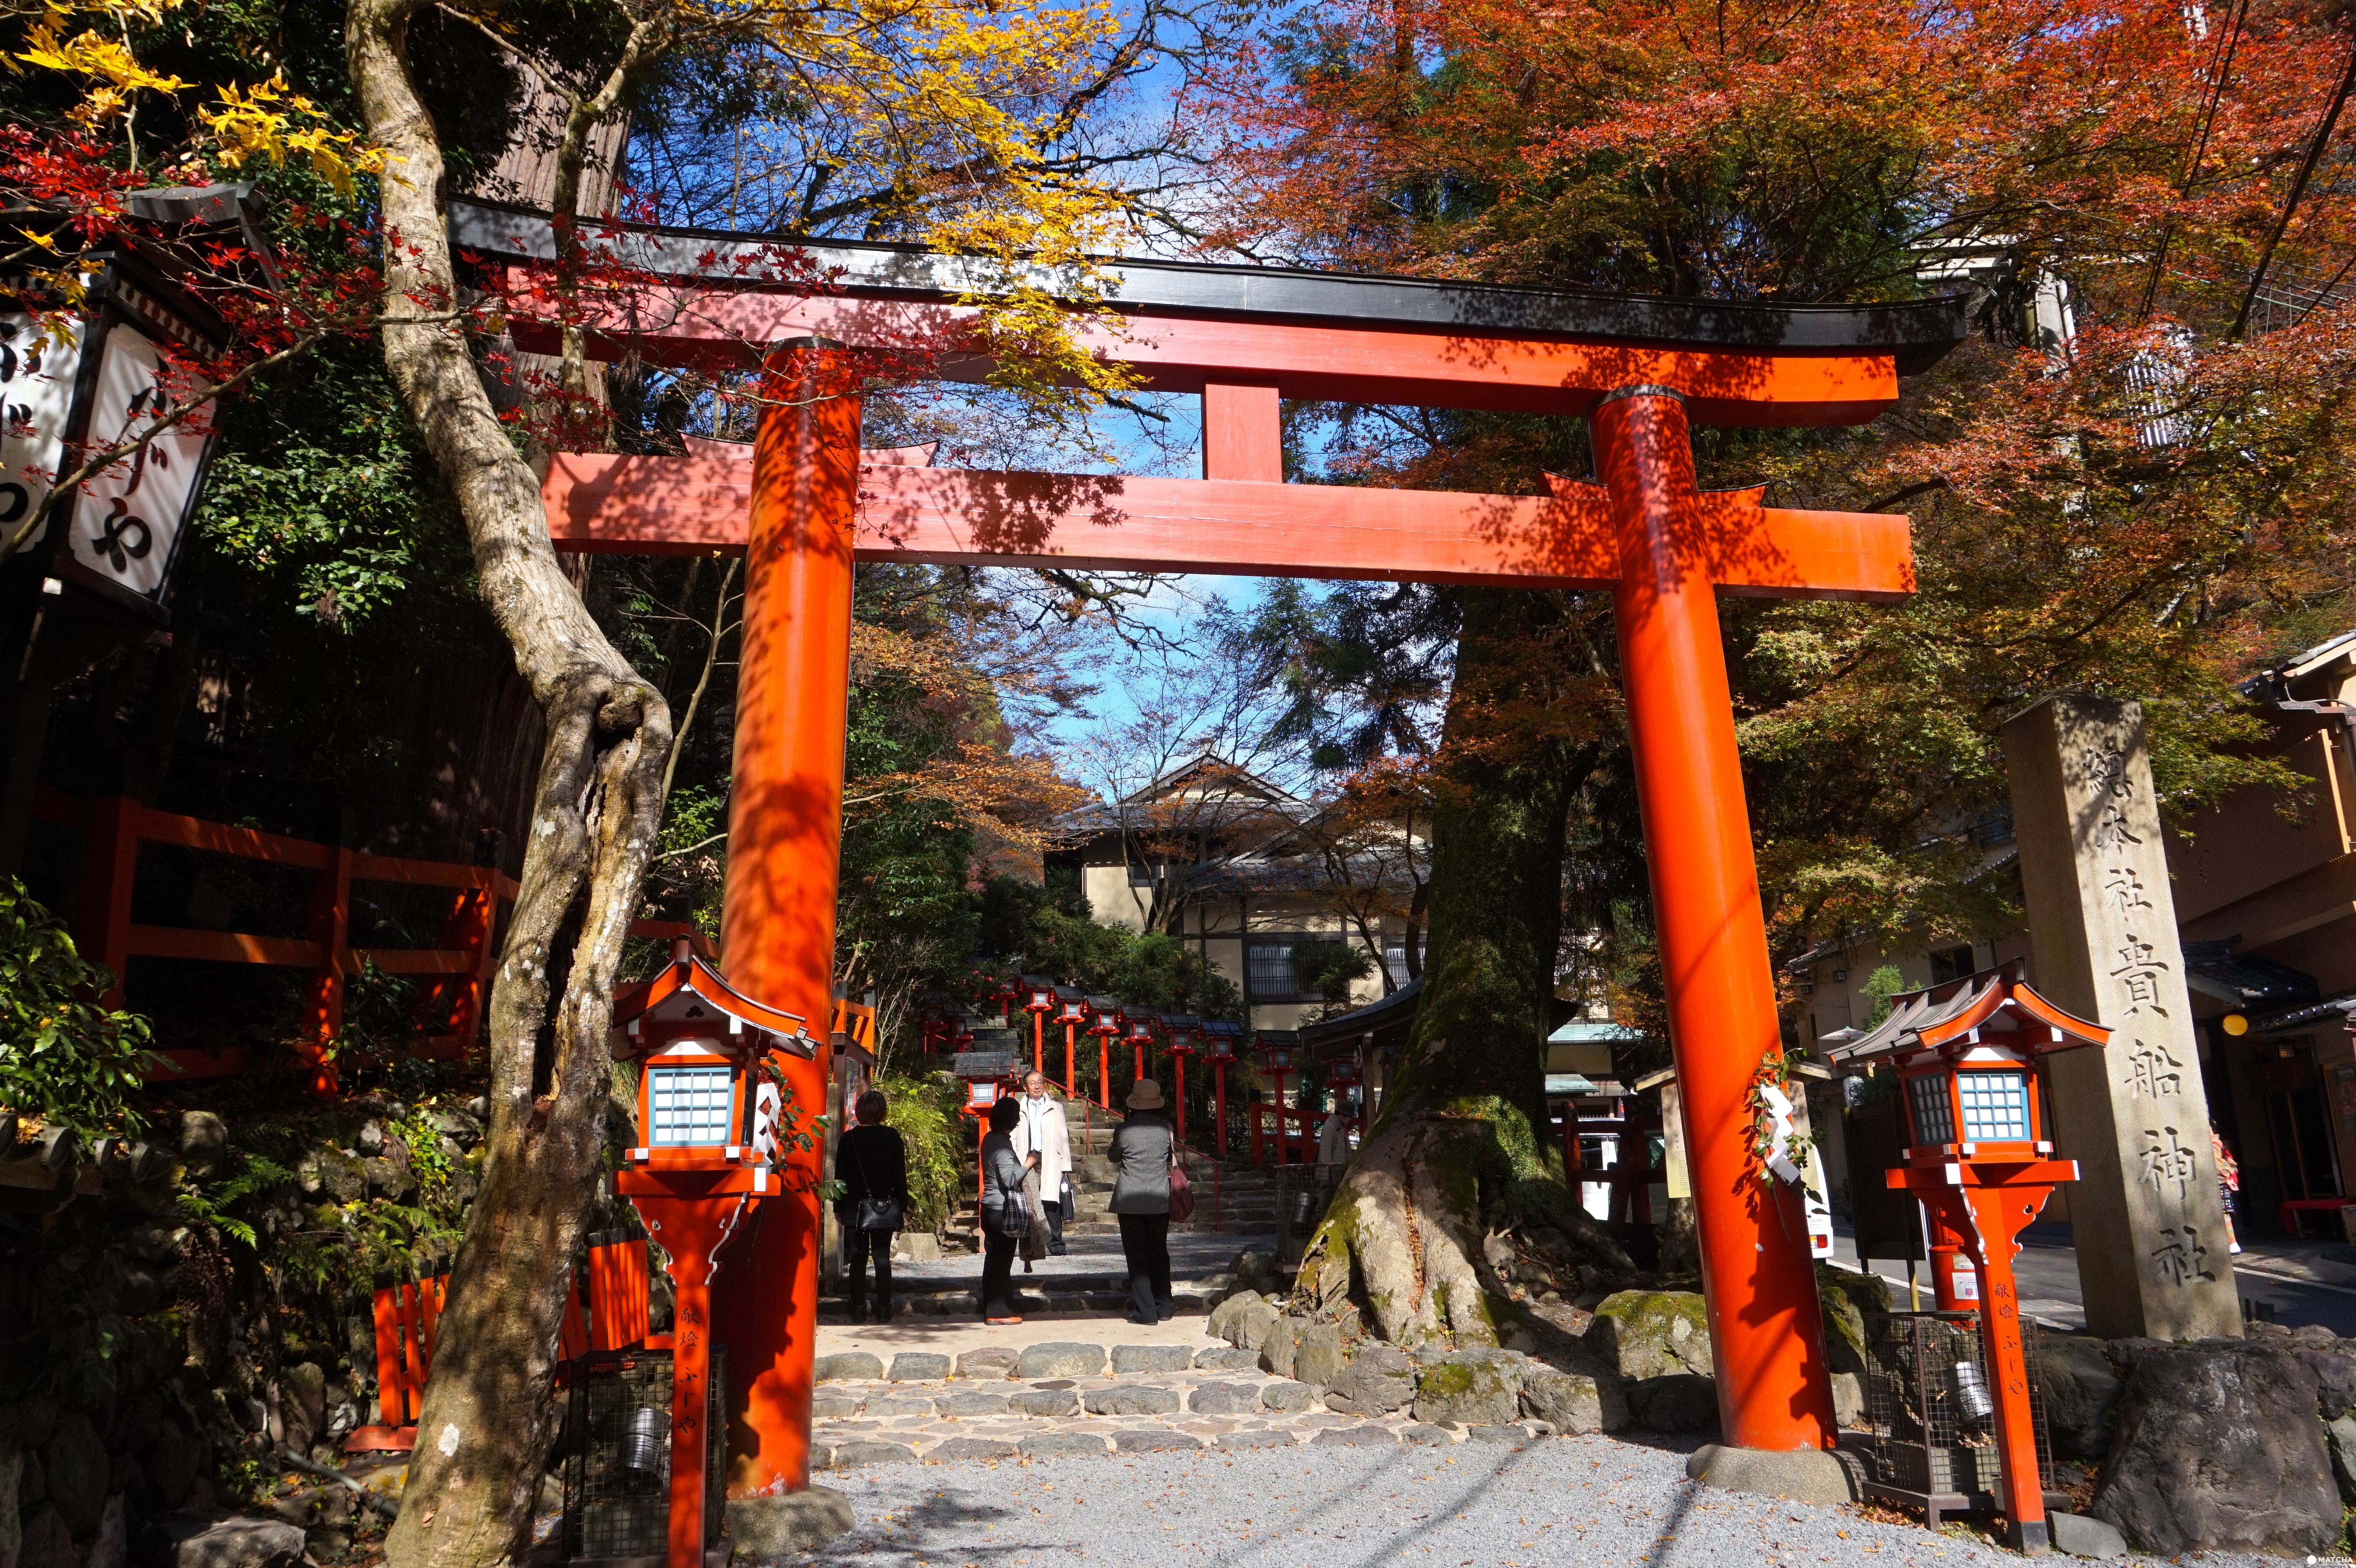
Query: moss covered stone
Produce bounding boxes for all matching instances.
[1413,1348,1524,1427]
[1586,1291,1713,1381]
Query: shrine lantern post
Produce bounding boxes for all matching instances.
[1086,998,1124,1110]
[1054,986,1087,1095]
[1124,1012,1159,1091]
[610,939,819,1568]
[1204,1022,1239,1156]
[1020,974,1058,1077]
[1821,961,2109,1556]
[1164,1015,1200,1146]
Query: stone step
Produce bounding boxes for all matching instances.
[802,1340,1568,1469]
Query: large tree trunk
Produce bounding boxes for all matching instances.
[1297,587,1626,1347]
[347,7,674,1568]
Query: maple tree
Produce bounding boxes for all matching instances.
[1201,0,2356,1344]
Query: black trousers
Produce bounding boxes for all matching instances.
[1042,1198,1064,1253]
[981,1229,1021,1317]
[1118,1212,1171,1318]
[846,1228,892,1318]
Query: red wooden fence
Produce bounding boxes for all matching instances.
[35,790,517,1092]
[347,1230,654,1453]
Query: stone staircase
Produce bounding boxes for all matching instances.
[944,1079,1283,1250]
[804,1328,1576,1467]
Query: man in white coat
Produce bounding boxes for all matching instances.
[1013,1069,1073,1256]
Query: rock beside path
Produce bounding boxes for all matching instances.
[1414,1349,1524,1428]
[2090,1341,2342,1558]
[1584,1293,1716,1432]
[152,1516,306,1568]
[1521,1370,1623,1434]
[2038,1337,2123,1461]
[724,1489,853,1555]
[1209,1291,1279,1350]
[1323,1345,1414,1415]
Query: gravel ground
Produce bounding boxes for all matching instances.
[776,1433,2307,1568]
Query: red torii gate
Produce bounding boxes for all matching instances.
[454,199,1966,1490]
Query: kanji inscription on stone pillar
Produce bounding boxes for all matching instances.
[2003,694,2243,1340]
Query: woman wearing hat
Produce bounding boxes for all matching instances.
[1109,1077,1178,1324]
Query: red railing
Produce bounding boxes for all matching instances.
[36,790,520,1092]
[348,1228,655,1453]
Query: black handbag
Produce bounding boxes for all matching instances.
[849,1135,903,1233]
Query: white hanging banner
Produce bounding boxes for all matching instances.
[0,312,85,550]
[68,322,209,599]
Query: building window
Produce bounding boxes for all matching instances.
[1251,939,1337,1002]
[649,1065,734,1146]
[1384,939,1410,986]
[1906,1073,1954,1147]
[1127,860,1156,886]
[1957,1071,2030,1141]
[1931,945,1977,983]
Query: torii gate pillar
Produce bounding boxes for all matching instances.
[1596,389,1837,1452]
[713,340,858,1495]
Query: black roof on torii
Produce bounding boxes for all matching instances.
[450,199,1972,377]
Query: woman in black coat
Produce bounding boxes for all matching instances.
[978,1095,1030,1324]
[835,1089,910,1323]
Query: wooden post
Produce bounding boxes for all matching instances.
[1215,1060,1228,1157]
[712,341,860,1496]
[1596,388,1836,1452]
[73,794,138,1007]
[302,844,353,1096]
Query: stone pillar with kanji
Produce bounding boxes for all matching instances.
[2003,694,2242,1340]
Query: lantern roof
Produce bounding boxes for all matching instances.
[1166,1013,1200,1031]
[1020,972,1058,992]
[611,948,819,1058]
[1821,960,2108,1073]
[1087,994,1121,1014]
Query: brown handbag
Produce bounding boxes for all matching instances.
[1168,1154,1195,1222]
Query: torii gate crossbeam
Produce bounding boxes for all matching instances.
[452,199,1968,1494]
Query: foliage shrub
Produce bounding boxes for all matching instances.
[0,879,157,1136]
[870,1070,966,1232]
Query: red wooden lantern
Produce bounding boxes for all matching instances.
[1125,1012,1159,1087]
[610,939,818,1568]
[1325,1053,1362,1088]
[1054,985,1087,1094]
[1822,960,2109,1556]
[1203,1021,1239,1156]
[1086,997,1124,1110]
[1020,973,1058,1076]
[1164,1016,1199,1144]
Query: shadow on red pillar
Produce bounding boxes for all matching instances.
[712,341,861,1496]
[1596,387,1836,1453]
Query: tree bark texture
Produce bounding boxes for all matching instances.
[1297,588,1624,1347]
[348,7,674,1568]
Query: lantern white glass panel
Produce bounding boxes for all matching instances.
[71,325,209,598]
[0,313,83,546]
[649,1065,735,1145]
[1957,1070,2030,1141]
[1906,1073,1955,1145]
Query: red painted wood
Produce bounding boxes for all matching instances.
[542,457,1913,603]
[372,1284,405,1428]
[711,345,856,1498]
[496,273,1902,427]
[1201,381,1282,481]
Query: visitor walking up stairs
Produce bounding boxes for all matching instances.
[820,1080,1289,1321]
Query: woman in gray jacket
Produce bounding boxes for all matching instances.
[978,1096,1030,1324]
[1109,1078,1176,1323]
